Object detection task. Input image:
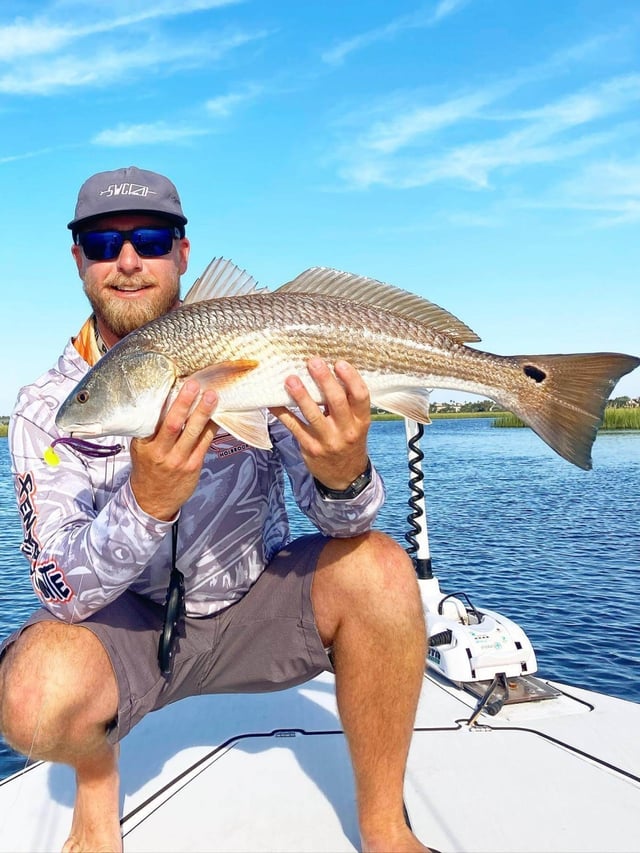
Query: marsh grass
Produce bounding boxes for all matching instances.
[492,407,640,431]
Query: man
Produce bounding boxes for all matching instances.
[0,167,428,852]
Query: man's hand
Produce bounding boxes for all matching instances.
[129,380,219,520]
[270,358,371,491]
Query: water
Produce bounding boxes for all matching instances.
[1,420,639,780]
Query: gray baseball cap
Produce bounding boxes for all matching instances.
[67,166,188,233]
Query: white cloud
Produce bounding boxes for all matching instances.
[541,158,640,226]
[0,1,264,96]
[0,28,267,96]
[0,146,56,164]
[432,0,470,22]
[0,40,191,94]
[333,73,640,192]
[92,121,209,146]
[0,21,73,60]
[205,84,263,117]
[0,0,244,61]
[321,1,470,65]
[357,88,505,155]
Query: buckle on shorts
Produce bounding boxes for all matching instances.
[158,521,185,675]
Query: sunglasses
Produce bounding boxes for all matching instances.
[76,226,180,261]
[158,521,185,675]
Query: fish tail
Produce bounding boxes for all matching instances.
[507,352,640,470]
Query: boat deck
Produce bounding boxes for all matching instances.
[1,669,638,852]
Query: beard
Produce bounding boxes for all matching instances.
[83,271,180,339]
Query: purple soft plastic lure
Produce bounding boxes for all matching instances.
[48,436,123,461]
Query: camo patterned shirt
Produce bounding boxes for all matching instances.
[9,337,385,621]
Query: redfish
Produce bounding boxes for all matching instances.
[56,259,639,470]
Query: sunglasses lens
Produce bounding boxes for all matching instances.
[131,228,175,257]
[78,228,176,261]
[79,231,123,261]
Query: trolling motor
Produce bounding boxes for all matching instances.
[403,419,540,697]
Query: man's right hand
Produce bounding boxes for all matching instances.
[129,380,218,521]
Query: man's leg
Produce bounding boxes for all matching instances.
[0,621,121,853]
[311,530,428,853]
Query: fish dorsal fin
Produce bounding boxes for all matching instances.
[184,257,267,304]
[276,267,481,344]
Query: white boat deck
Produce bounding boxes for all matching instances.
[1,669,638,852]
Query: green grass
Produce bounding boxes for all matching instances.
[492,412,527,428]
[492,407,640,431]
[371,410,507,421]
[600,407,640,430]
[429,410,504,419]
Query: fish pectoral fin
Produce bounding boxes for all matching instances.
[190,359,260,389]
[214,409,272,450]
[188,359,270,447]
[371,389,432,424]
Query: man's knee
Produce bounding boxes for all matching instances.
[318,531,419,593]
[0,621,118,754]
[313,531,424,639]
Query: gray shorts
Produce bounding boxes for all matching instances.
[0,534,333,743]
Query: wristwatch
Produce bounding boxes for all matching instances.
[314,458,373,501]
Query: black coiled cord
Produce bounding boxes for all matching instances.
[404,422,432,578]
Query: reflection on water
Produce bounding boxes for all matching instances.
[1,419,639,779]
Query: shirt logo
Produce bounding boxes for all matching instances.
[209,433,249,458]
[17,472,73,604]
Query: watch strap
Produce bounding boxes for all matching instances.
[314,458,373,501]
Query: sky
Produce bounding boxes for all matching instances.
[1,0,639,414]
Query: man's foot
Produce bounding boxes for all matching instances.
[361,823,432,851]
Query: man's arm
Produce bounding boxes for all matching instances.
[10,382,218,623]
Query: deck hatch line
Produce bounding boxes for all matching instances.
[120,724,465,834]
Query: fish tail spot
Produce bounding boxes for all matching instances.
[523,364,547,383]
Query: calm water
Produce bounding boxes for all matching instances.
[1,419,639,779]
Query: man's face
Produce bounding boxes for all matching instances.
[71,213,190,345]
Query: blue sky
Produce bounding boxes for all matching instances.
[1,0,639,414]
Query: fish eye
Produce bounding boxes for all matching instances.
[76,390,90,404]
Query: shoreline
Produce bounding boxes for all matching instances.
[2,407,638,439]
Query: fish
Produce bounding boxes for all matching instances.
[56,258,640,470]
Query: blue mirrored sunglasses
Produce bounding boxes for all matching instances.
[76,226,180,261]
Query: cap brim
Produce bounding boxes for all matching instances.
[68,210,188,231]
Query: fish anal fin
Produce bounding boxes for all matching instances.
[190,359,259,390]
[214,409,272,449]
[371,389,432,424]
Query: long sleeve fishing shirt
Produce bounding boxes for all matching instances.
[9,334,385,622]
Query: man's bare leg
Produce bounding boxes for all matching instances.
[312,531,430,852]
[0,621,122,852]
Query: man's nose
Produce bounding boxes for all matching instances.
[116,239,144,272]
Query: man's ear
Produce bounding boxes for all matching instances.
[71,242,85,278]
[177,236,190,275]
